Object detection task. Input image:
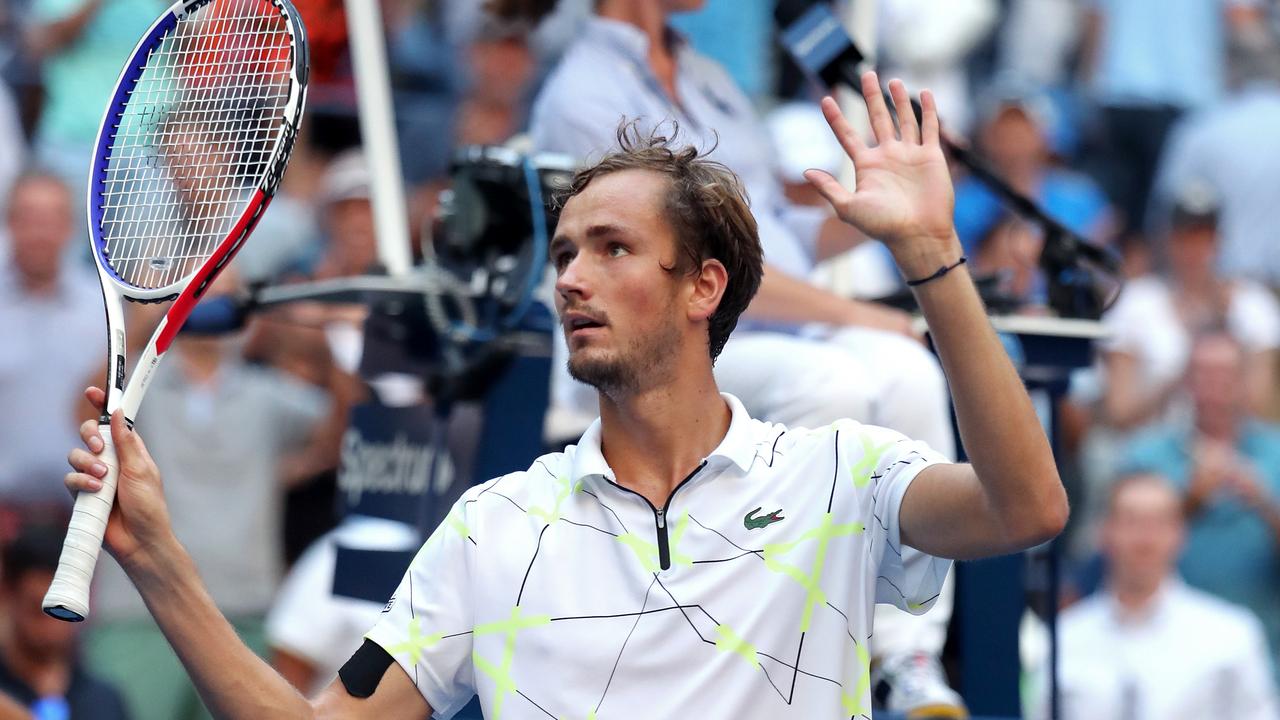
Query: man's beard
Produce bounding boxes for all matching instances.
[567,316,681,398]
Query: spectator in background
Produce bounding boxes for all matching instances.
[766,101,901,300]
[82,273,330,720]
[1047,473,1278,720]
[876,0,998,134]
[952,83,1113,261]
[1120,331,1280,669]
[0,173,101,518]
[970,215,1046,306]
[1077,0,1259,236]
[25,0,161,198]
[0,525,130,720]
[1098,181,1279,432]
[1150,29,1280,286]
[996,0,1084,90]
[266,518,420,695]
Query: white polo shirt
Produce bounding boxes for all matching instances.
[367,394,952,719]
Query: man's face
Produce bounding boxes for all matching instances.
[326,197,377,277]
[1168,223,1217,284]
[1101,477,1184,592]
[552,169,688,396]
[7,178,73,287]
[981,106,1047,175]
[5,571,76,662]
[1188,334,1246,421]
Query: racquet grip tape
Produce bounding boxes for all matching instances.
[339,639,395,698]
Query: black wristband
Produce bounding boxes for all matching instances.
[905,256,967,287]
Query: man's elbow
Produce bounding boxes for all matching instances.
[1005,476,1069,550]
[1028,482,1070,547]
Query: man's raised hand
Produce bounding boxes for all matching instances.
[804,72,959,278]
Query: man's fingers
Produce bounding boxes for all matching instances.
[67,448,107,477]
[819,96,866,160]
[65,471,103,496]
[803,169,853,212]
[919,89,940,147]
[84,386,106,412]
[888,79,919,144]
[860,71,895,144]
[80,420,104,453]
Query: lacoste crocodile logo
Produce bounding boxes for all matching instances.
[744,506,785,530]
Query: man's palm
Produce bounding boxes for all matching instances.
[805,74,958,262]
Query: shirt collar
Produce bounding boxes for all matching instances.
[1104,576,1184,626]
[568,392,758,483]
[584,16,689,65]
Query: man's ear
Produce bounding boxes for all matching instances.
[688,258,728,323]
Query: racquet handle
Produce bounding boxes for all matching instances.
[43,424,119,622]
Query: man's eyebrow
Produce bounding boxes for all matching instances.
[549,224,632,256]
[549,236,569,259]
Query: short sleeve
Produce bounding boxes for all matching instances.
[1229,282,1280,352]
[843,423,953,614]
[365,501,477,717]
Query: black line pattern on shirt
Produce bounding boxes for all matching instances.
[516,525,549,605]
[595,576,657,713]
[580,488,629,534]
[400,437,901,716]
[514,689,557,719]
[827,429,841,513]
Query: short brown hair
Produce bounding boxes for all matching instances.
[558,122,765,361]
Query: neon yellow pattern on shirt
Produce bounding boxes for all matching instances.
[849,434,894,488]
[529,476,574,525]
[383,617,444,665]
[473,606,552,719]
[840,642,873,716]
[615,513,692,571]
[763,513,865,632]
[715,623,760,668]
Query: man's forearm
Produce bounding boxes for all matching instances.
[124,537,314,720]
[906,239,1067,546]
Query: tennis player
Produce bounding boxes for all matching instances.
[64,73,1067,718]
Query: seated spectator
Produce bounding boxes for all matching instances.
[971,214,1047,307]
[1100,181,1279,431]
[952,83,1113,259]
[0,524,129,720]
[1046,473,1278,719]
[1120,331,1280,667]
[0,173,102,517]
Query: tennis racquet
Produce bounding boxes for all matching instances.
[43,0,309,622]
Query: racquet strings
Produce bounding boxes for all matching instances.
[99,0,293,291]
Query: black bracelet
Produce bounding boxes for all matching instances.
[905,256,967,287]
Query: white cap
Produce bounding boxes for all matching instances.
[319,148,371,205]
[765,102,846,184]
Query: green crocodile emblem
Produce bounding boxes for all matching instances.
[744,506,785,530]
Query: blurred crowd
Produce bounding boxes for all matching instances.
[1,0,1279,718]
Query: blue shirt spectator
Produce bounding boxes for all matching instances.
[1119,332,1280,665]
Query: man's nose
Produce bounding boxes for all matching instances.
[555,254,593,301]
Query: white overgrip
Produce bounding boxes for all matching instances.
[42,424,118,622]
